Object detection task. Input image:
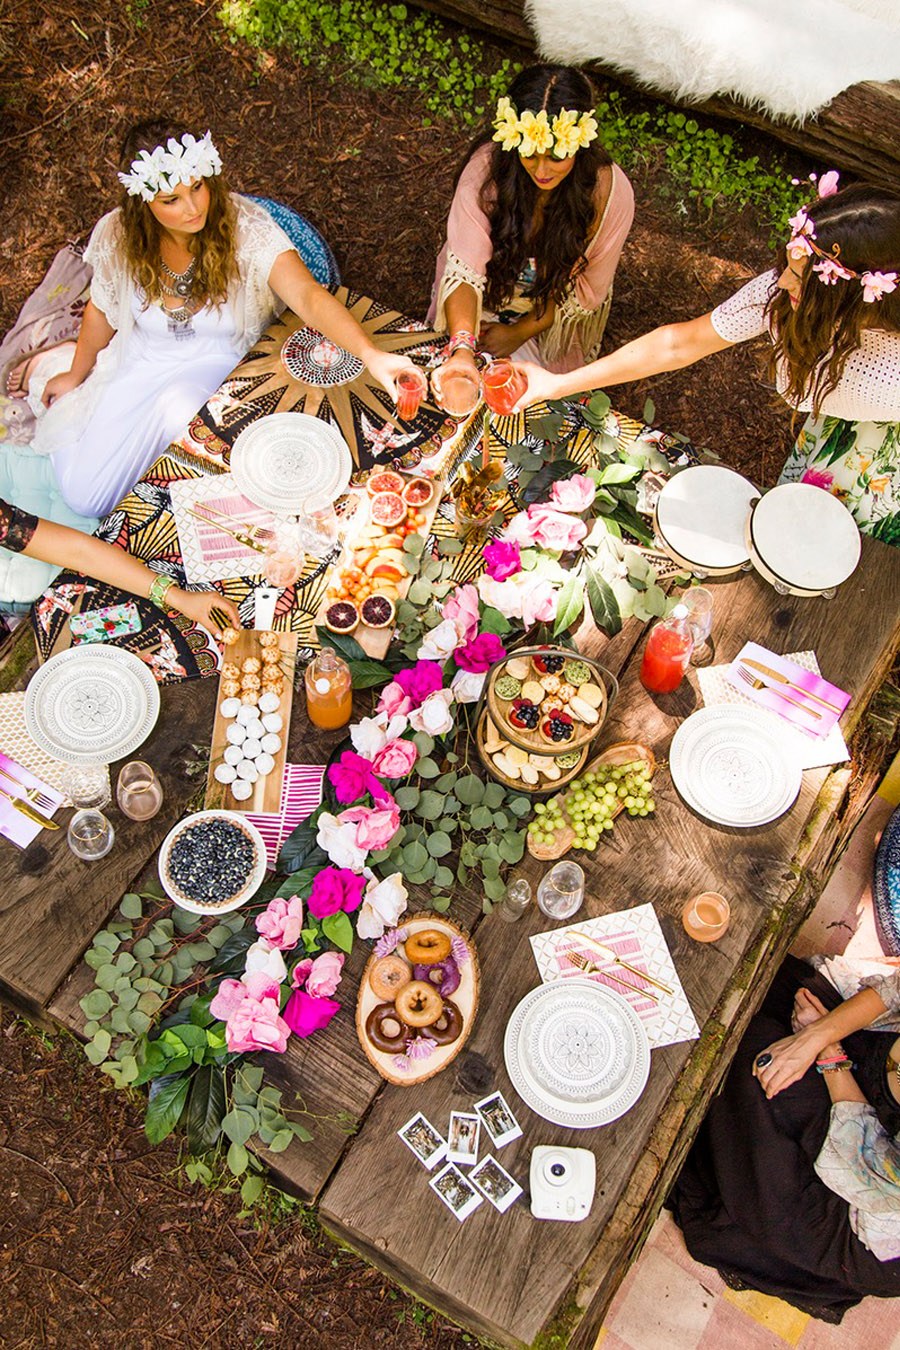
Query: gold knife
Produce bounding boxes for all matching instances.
[742,659,842,714]
[0,784,60,829]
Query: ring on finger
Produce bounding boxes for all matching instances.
[755,1052,773,1070]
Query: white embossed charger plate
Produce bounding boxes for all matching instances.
[25,646,160,763]
[230,412,352,513]
[503,979,650,1128]
[669,705,802,828]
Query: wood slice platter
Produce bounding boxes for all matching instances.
[356,912,480,1086]
[204,629,297,814]
[527,741,656,861]
[484,645,612,755]
[314,473,445,661]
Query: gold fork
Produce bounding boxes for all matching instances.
[194,502,276,543]
[569,930,674,995]
[0,783,60,829]
[0,765,56,812]
[564,950,657,1002]
[736,665,822,719]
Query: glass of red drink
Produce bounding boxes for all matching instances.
[639,605,693,694]
[395,367,428,421]
[483,360,528,415]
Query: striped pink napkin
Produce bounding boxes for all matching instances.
[247,763,325,869]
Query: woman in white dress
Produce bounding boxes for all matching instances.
[30,120,417,518]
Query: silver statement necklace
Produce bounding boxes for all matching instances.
[159,257,198,340]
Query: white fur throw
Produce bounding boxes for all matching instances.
[525,0,900,122]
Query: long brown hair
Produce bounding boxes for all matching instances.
[766,184,900,416]
[117,119,238,308]
[458,65,613,316]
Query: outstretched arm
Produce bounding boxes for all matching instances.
[512,312,734,409]
[24,518,240,637]
[268,251,417,400]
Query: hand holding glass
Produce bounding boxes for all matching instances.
[482,360,528,416]
[395,367,428,421]
[431,360,482,418]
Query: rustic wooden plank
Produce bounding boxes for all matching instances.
[413,0,900,190]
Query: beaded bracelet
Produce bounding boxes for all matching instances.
[816,1056,856,1074]
[148,574,176,611]
[447,330,477,357]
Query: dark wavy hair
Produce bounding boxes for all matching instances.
[118,119,238,309]
[766,184,900,416]
[458,65,612,315]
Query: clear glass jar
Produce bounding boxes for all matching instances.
[305,647,352,730]
[496,878,532,923]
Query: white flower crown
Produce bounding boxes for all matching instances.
[117,131,222,203]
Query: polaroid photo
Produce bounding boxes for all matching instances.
[429,1162,484,1222]
[470,1154,523,1214]
[397,1112,448,1171]
[446,1110,481,1166]
[474,1091,522,1149]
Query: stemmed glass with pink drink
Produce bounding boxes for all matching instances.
[482,359,528,416]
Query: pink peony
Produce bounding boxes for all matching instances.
[255,894,304,950]
[526,505,588,552]
[455,631,506,673]
[282,988,341,1038]
[316,811,369,872]
[306,866,367,918]
[441,583,481,642]
[340,794,401,851]
[394,660,445,708]
[376,681,412,718]
[371,737,418,778]
[407,687,455,736]
[327,750,382,804]
[550,473,596,514]
[209,977,248,1021]
[482,539,522,580]
[502,510,539,547]
[225,993,290,1054]
[304,951,345,998]
[450,668,486,703]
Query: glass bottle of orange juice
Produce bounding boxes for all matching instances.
[305,647,353,730]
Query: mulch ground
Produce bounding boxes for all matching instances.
[0,1,822,1346]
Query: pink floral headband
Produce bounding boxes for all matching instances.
[787,171,898,303]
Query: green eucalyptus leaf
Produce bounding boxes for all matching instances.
[221,1106,257,1147]
[437,537,464,555]
[115,951,137,973]
[119,893,143,920]
[93,932,120,954]
[205,924,232,950]
[128,1009,153,1036]
[145,1072,191,1145]
[84,948,109,971]
[239,1065,265,1095]
[456,775,484,806]
[137,991,164,1018]
[84,1029,112,1065]
[432,895,452,912]
[416,757,440,779]
[394,785,420,811]
[437,816,458,834]
[173,909,204,935]
[185,941,217,963]
[83,1019,100,1038]
[469,805,493,831]
[95,964,120,992]
[132,938,155,961]
[434,772,457,793]
[117,987,140,1012]
[403,533,426,558]
[80,989,112,1019]
[482,782,506,808]
[268,1128,294,1154]
[412,731,434,755]
[507,794,533,817]
[415,790,444,820]
[499,833,526,864]
[403,841,428,871]
[110,1008,133,1035]
[483,875,507,901]
[433,865,455,888]
[426,831,452,858]
[118,1054,139,1085]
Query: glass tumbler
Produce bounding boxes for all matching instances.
[299,493,341,559]
[537,862,585,921]
[682,892,730,942]
[117,761,164,821]
[681,587,715,665]
[431,362,483,418]
[67,808,115,861]
[61,760,111,809]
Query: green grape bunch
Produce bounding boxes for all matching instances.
[528,760,656,853]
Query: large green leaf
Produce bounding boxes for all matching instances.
[520,458,580,506]
[206,929,257,978]
[145,1072,191,1145]
[597,462,640,486]
[479,606,511,636]
[322,910,354,954]
[348,659,392,690]
[552,572,586,637]
[585,565,622,637]
[184,1064,226,1155]
[278,808,329,875]
[314,626,367,661]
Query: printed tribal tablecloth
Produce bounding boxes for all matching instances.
[31,288,689,683]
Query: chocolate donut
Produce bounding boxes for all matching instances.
[369,954,412,1002]
[395,979,444,1027]
[404,928,452,965]
[413,956,461,998]
[365,1002,410,1054]
[428,998,464,1046]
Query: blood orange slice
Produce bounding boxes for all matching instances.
[361,595,396,629]
[366,470,405,497]
[324,601,359,633]
[402,477,435,507]
[370,491,407,527]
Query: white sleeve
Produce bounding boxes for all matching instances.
[710,270,778,344]
[82,210,127,326]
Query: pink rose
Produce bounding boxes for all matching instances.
[283,988,341,1038]
[522,578,559,628]
[441,583,480,642]
[225,994,290,1054]
[502,510,540,547]
[526,505,588,552]
[550,473,596,514]
[450,668,486,703]
[376,681,412,718]
[307,866,366,918]
[327,750,382,804]
[255,894,304,950]
[482,539,521,580]
[304,951,345,998]
[455,631,506,673]
[395,660,445,708]
[371,737,418,778]
[817,170,840,198]
[340,793,401,851]
[478,571,527,620]
[209,977,247,1021]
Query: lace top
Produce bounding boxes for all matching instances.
[711,270,900,422]
[0,499,38,554]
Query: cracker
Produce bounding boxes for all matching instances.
[521,680,545,704]
[576,682,604,708]
[505,657,531,681]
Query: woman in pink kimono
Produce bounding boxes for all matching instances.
[428,65,634,388]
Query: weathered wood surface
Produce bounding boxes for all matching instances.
[413,0,900,190]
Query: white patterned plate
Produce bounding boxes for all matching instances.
[25,646,160,764]
[669,705,802,827]
[503,980,651,1128]
[230,412,352,513]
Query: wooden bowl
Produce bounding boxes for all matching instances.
[356,912,480,1086]
[526,741,656,861]
[475,709,588,795]
[484,645,612,755]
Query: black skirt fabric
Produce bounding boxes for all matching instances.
[669,956,900,1323]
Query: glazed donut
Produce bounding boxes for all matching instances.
[404,929,452,965]
[394,980,444,1028]
[369,954,412,1002]
[428,998,464,1047]
[413,956,461,998]
[365,1003,410,1054]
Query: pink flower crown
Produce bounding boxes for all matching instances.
[787,171,897,303]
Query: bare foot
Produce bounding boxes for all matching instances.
[5,353,42,398]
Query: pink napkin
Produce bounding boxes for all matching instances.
[246,764,325,869]
[726,642,849,740]
[0,750,64,849]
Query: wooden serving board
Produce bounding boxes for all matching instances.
[486,646,611,754]
[204,629,297,814]
[356,913,480,1086]
[527,741,656,861]
[313,478,445,661]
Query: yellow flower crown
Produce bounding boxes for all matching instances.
[492,98,599,159]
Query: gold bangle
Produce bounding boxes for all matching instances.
[148,574,176,611]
